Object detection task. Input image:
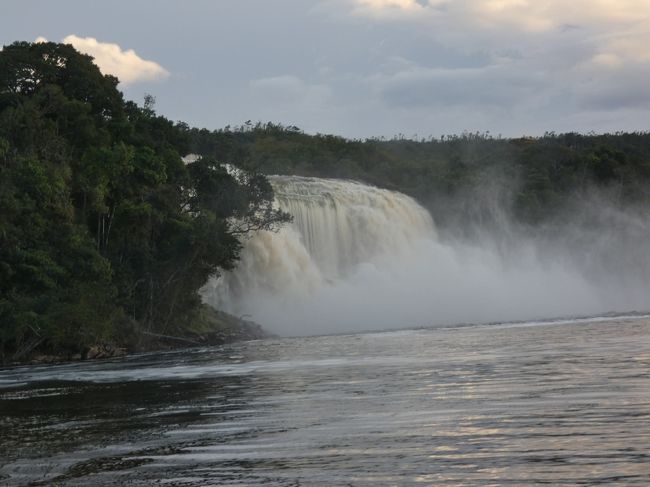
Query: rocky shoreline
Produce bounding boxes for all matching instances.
[7,308,270,366]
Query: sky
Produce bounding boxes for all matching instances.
[2,0,650,139]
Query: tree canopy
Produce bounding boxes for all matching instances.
[188,122,650,230]
[0,41,288,362]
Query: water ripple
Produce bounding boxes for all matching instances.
[1,317,649,485]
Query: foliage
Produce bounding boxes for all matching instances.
[188,123,650,229]
[0,42,288,361]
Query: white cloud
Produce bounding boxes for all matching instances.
[358,0,421,8]
[350,0,650,28]
[345,0,650,52]
[35,35,169,85]
[356,0,425,13]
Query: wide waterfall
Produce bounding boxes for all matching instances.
[202,175,647,336]
[202,176,435,313]
[266,176,434,279]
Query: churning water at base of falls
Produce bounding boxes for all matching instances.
[1,316,650,485]
[203,176,650,336]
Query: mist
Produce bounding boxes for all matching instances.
[202,175,650,336]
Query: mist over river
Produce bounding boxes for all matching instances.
[2,316,650,485]
[204,176,650,336]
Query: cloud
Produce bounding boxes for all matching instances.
[351,0,650,60]
[250,75,332,106]
[349,0,649,29]
[24,2,649,138]
[355,0,425,14]
[333,0,650,119]
[344,0,650,55]
[36,35,169,85]
[358,0,421,7]
[373,63,543,109]
[576,63,650,111]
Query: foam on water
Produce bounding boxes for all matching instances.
[203,176,649,335]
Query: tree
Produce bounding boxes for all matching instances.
[0,41,289,361]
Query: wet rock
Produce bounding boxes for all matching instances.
[84,344,127,360]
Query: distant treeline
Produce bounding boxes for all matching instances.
[0,42,287,362]
[188,122,650,229]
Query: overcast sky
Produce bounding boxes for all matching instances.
[3,0,649,138]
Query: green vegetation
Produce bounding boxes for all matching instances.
[189,124,650,231]
[0,42,288,363]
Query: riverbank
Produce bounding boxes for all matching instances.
[5,306,270,367]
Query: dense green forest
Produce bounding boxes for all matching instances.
[2,41,650,363]
[189,123,650,232]
[0,42,288,363]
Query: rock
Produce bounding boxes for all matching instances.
[85,344,127,360]
[85,346,102,360]
[113,347,127,357]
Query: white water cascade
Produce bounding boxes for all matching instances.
[266,176,435,280]
[202,175,645,336]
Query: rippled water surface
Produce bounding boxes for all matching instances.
[1,317,650,486]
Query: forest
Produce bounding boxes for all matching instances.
[189,123,650,233]
[2,41,650,362]
[0,41,288,363]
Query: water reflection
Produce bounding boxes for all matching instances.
[1,317,649,485]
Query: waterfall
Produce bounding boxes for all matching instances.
[202,176,434,309]
[271,176,435,277]
[202,175,648,336]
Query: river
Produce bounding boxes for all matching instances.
[1,315,650,485]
